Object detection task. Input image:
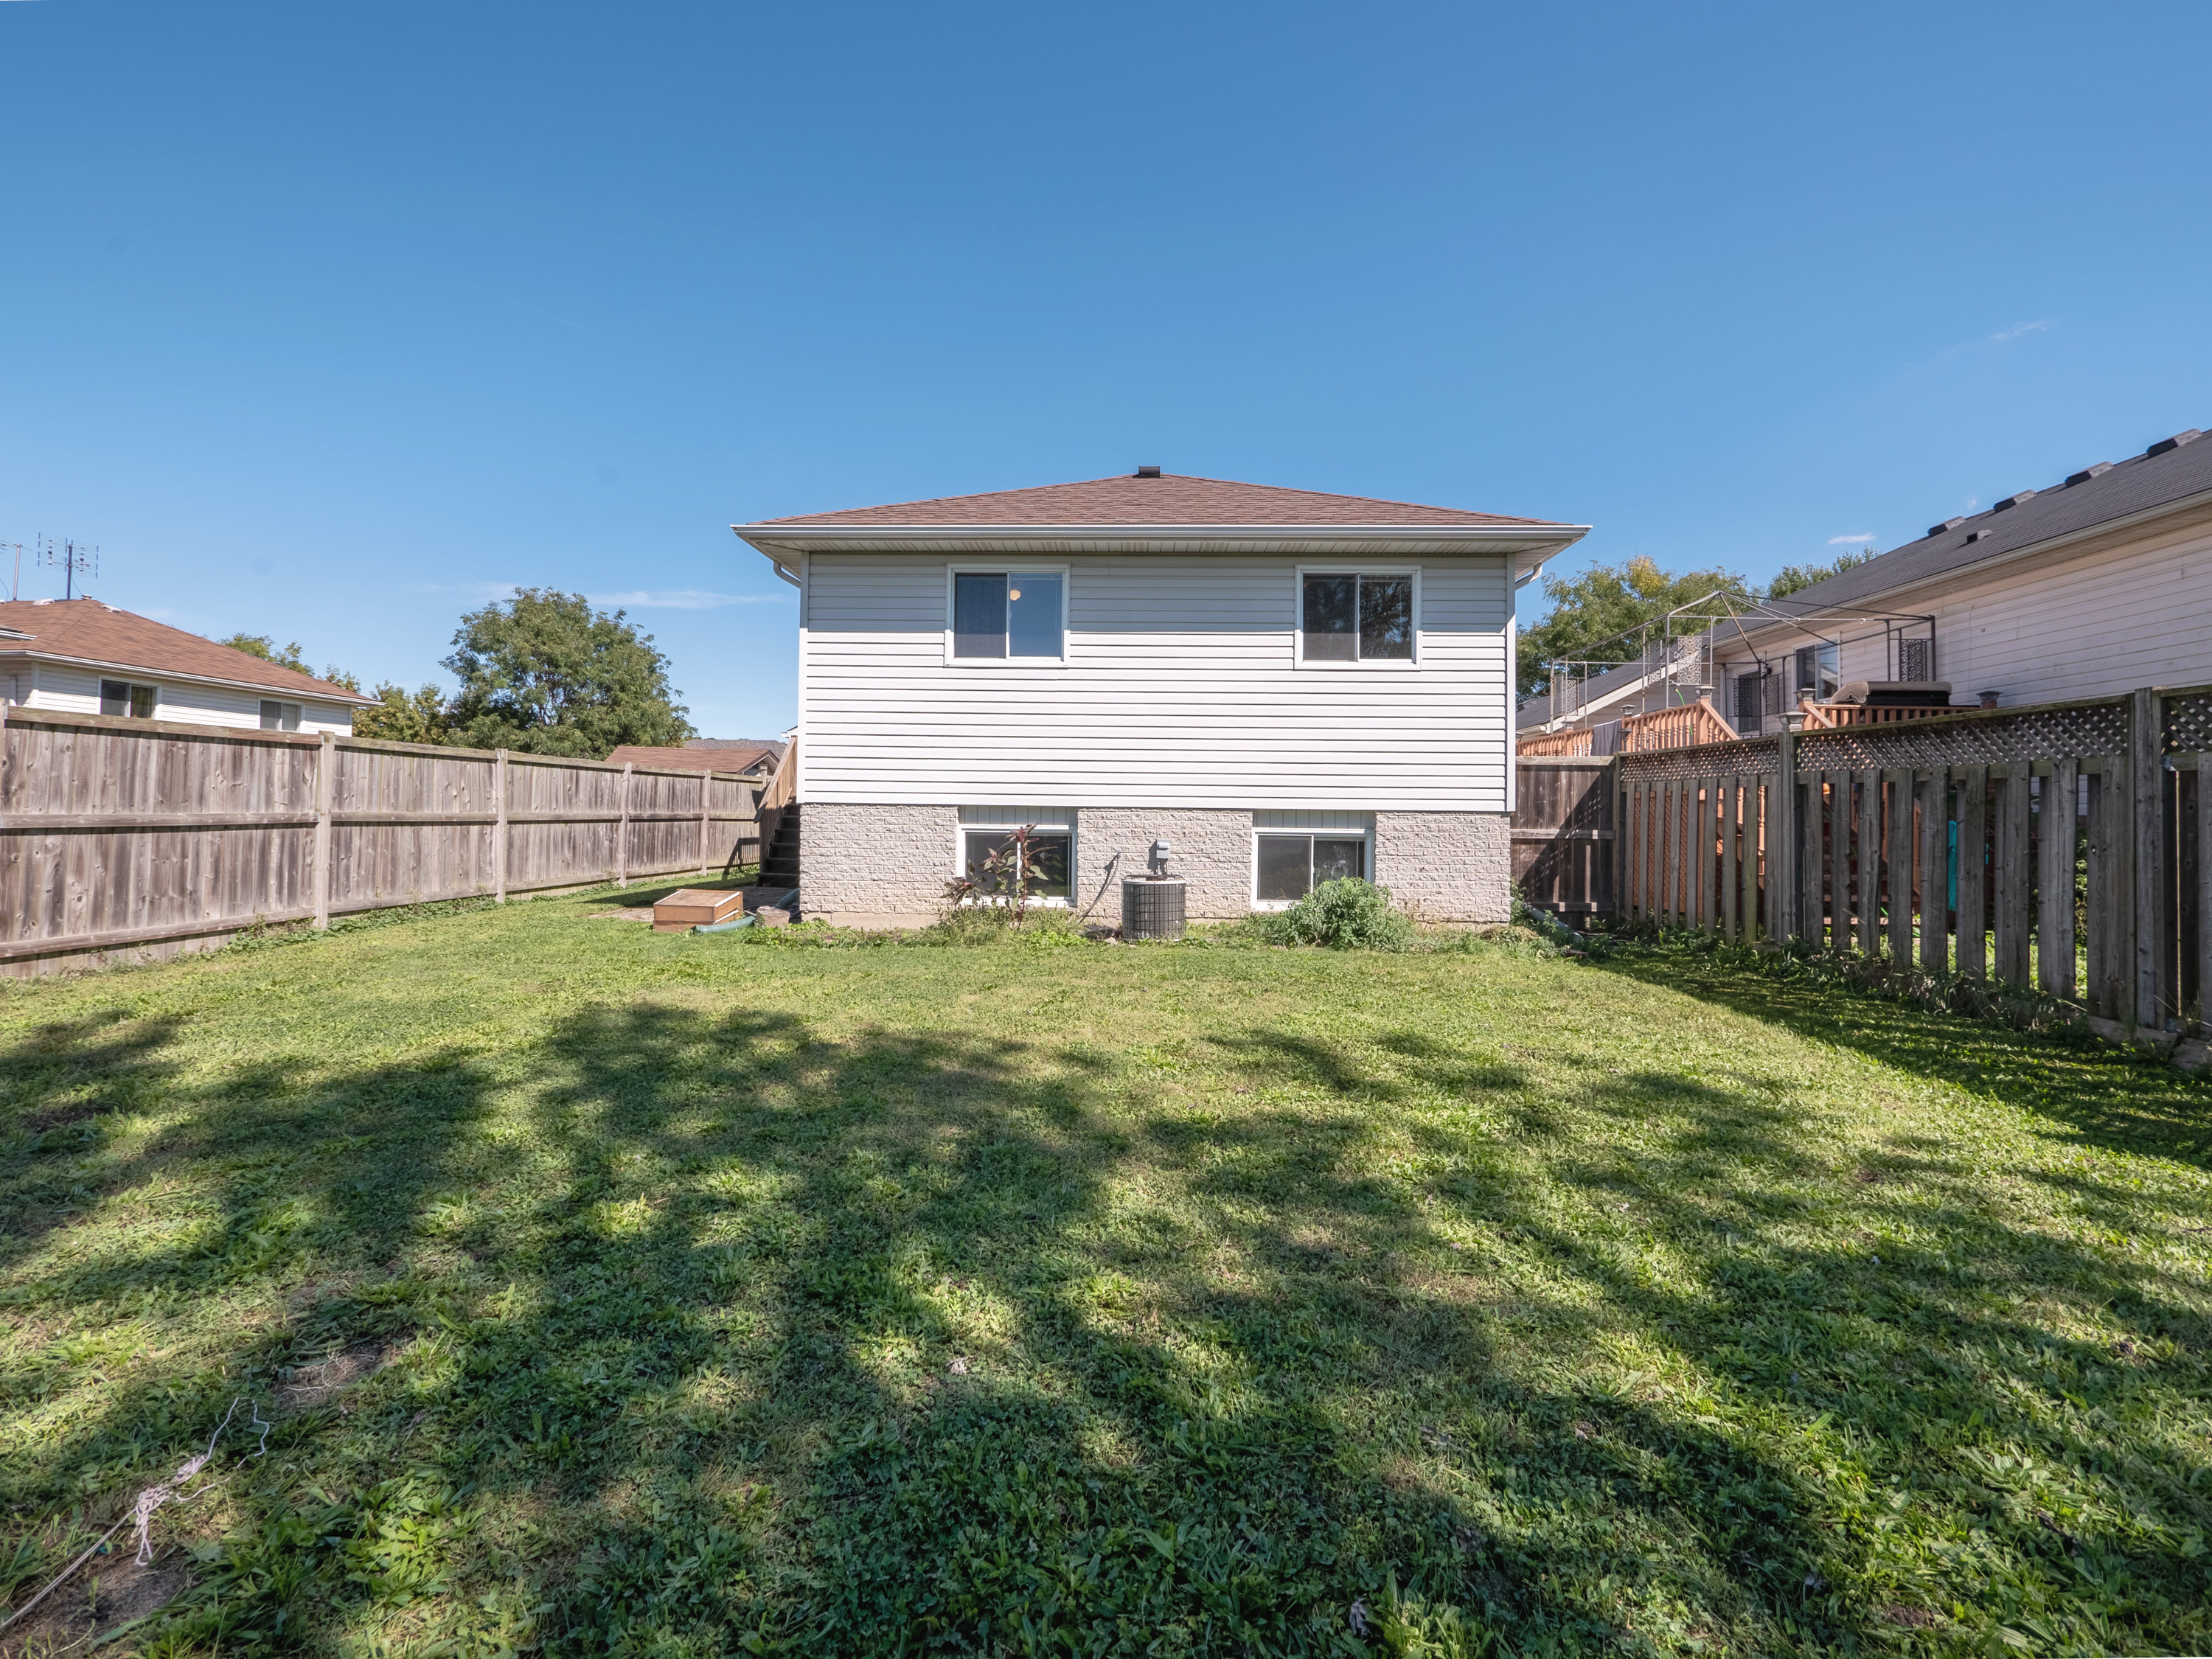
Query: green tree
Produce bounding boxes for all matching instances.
[1517,555,1752,698]
[217,633,310,674]
[219,631,362,692]
[1767,547,1877,601]
[353,682,453,745]
[442,588,692,758]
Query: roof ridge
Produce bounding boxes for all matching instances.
[755,470,1556,528]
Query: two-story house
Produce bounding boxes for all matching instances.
[735,470,1588,927]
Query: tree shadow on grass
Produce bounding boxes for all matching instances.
[1592,945,2212,1166]
[4,988,2210,1655]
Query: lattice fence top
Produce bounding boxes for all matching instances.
[2166,687,2212,754]
[1619,737,1778,785]
[1615,696,2135,783]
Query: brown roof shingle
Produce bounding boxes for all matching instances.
[757,472,1558,529]
[0,600,372,703]
[604,743,782,774]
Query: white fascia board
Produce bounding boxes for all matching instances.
[0,648,379,706]
[734,521,1588,582]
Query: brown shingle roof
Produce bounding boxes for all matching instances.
[758,472,1557,528]
[0,600,372,703]
[604,743,782,774]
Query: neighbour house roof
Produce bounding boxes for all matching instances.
[1746,424,2212,623]
[604,741,783,774]
[0,599,375,704]
[1517,422,2212,734]
[756,472,1562,529]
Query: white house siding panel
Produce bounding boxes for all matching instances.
[24,664,102,714]
[1716,518,2212,714]
[800,552,1512,810]
[20,664,354,734]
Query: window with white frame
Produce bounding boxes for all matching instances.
[260,700,302,731]
[950,570,1065,660]
[956,807,1074,902]
[100,679,157,719]
[1252,810,1372,904]
[1299,571,1413,663]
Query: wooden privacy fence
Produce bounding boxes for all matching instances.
[0,707,762,976]
[1612,684,2211,1035]
[1512,756,1615,919]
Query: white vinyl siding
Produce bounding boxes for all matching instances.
[1713,515,2212,712]
[20,664,357,734]
[800,552,1512,811]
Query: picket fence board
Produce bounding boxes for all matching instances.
[1583,684,2205,1039]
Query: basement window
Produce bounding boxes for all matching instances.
[1299,571,1415,664]
[100,679,157,719]
[956,808,1074,902]
[1252,811,1373,904]
[260,700,302,731]
[950,570,1066,661]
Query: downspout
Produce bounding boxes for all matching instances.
[1506,559,1548,818]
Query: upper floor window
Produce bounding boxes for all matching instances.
[951,571,1065,661]
[260,700,302,731]
[1300,572,1413,664]
[100,679,156,719]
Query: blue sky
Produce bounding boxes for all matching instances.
[4,1,2208,737]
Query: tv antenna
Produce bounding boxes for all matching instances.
[0,542,21,602]
[38,536,98,600]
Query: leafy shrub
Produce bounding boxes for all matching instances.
[1262,878,1415,951]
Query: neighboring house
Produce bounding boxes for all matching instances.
[734,469,1587,926]
[1712,423,2212,731]
[1519,420,2212,748]
[603,739,786,779]
[0,599,372,734]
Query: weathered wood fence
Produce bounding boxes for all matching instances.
[1512,756,1615,919]
[0,708,762,976]
[1607,683,2211,1035]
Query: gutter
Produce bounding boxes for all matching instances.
[734,520,1588,584]
[0,648,380,707]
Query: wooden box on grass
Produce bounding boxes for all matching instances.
[652,888,746,932]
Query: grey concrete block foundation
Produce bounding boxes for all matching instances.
[801,801,1512,929]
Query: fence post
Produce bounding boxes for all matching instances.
[493,750,509,903]
[313,731,334,931]
[1919,769,1947,973]
[616,762,633,888]
[2039,758,2078,1000]
[2132,688,2160,1029]
[1774,722,1798,942]
[699,771,712,876]
[2196,749,2210,1033]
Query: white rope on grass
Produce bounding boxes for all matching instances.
[0,1396,268,1635]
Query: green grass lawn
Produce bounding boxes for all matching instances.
[3,891,2210,1658]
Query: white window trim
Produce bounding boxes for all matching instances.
[1248,821,1372,909]
[943,563,1073,667]
[1292,565,1422,669]
[951,812,1077,907]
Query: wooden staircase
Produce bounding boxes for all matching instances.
[759,801,801,887]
